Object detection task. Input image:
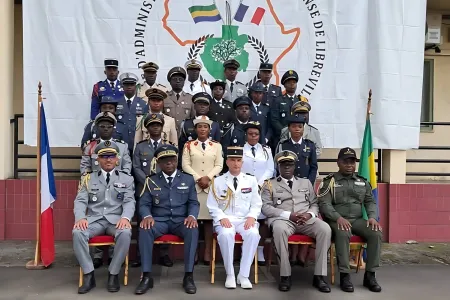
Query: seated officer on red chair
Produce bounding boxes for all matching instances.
[135,145,199,295]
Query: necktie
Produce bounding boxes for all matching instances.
[294,143,301,152]
[106,172,110,185]
[251,146,256,157]
[176,93,180,100]
[233,177,238,190]
[190,83,194,91]
[110,82,115,90]
[167,176,173,186]
[202,142,206,150]
[153,141,158,149]
[230,82,234,93]
[127,99,131,108]
[287,180,293,189]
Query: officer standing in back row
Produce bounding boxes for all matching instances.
[223,59,247,103]
[137,62,169,102]
[208,80,235,132]
[318,148,382,293]
[257,63,282,106]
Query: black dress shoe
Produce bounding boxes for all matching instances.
[135,275,154,295]
[107,273,120,292]
[93,258,102,269]
[159,255,174,267]
[131,260,141,268]
[278,276,291,292]
[78,271,96,294]
[363,272,382,292]
[312,275,331,293]
[183,273,197,294]
[340,273,354,293]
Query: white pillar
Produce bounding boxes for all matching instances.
[381,150,407,184]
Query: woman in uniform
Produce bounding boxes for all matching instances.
[241,121,275,266]
[182,115,223,264]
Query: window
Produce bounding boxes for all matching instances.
[421,59,434,130]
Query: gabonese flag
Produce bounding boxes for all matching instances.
[40,102,56,266]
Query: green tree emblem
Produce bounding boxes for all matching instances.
[201,25,249,80]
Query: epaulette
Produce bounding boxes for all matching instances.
[149,173,158,178]
[262,144,270,148]
[245,173,254,176]
[113,139,125,144]
[308,124,318,130]
[118,170,131,176]
[236,81,244,85]
[137,139,148,145]
[163,139,175,145]
[222,99,233,105]
[322,173,334,181]
[222,122,233,130]
[355,174,368,181]
[157,83,167,88]
[209,139,219,143]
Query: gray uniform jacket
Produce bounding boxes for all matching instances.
[223,81,248,103]
[74,169,136,224]
[261,176,318,227]
[80,139,132,175]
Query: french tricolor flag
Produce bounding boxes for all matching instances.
[234,3,266,25]
[40,102,56,267]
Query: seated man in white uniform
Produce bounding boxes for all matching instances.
[207,146,262,289]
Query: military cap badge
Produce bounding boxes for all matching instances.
[289,70,293,75]
[104,140,111,147]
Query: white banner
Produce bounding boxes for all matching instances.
[23,0,426,149]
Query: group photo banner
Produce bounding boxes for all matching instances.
[23,0,427,149]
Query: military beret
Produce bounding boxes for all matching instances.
[94,140,120,156]
[192,92,211,104]
[338,147,357,160]
[141,62,159,72]
[155,144,178,160]
[193,115,212,127]
[104,59,118,68]
[274,150,298,164]
[281,70,299,85]
[119,72,139,84]
[167,66,187,81]
[223,59,240,69]
[233,96,252,110]
[243,121,262,132]
[184,59,202,70]
[210,80,226,90]
[287,114,306,125]
[100,95,118,106]
[94,112,117,125]
[291,96,311,113]
[249,81,265,92]
[144,113,164,128]
[226,146,243,158]
[259,62,273,71]
[145,88,167,100]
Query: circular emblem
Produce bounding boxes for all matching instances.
[118,115,123,119]
[233,139,237,143]
[92,196,97,202]
[276,200,281,205]
[188,136,192,141]
[153,88,158,92]
[103,112,109,117]
[182,101,185,104]
[99,87,105,91]
[167,108,171,113]
[94,161,99,165]
[143,162,147,166]
[258,111,262,114]
[93,134,97,138]
[281,113,285,117]
[104,140,111,146]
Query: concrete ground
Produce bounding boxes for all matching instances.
[0,241,449,300]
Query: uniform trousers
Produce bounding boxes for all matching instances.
[139,220,199,273]
[271,218,331,277]
[73,218,131,275]
[328,218,382,273]
[215,219,260,277]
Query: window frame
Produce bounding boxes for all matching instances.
[421,58,434,132]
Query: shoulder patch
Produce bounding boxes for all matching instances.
[245,173,254,176]
[323,173,334,181]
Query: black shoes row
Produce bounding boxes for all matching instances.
[278,275,330,293]
[135,272,196,295]
[78,272,120,294]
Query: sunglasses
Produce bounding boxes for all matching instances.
[98,154,117,159]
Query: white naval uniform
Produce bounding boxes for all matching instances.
[241,143,274,220]
[183,78,211,96]
[206,172,262,278]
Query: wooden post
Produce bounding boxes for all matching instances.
[26,82,45,270]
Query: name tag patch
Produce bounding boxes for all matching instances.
[114,183,126,188]
[241,187,252,194]
[355,182,365,186]
[177,186,189,190]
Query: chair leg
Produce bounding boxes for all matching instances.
[254,249,258,284]
[211,238,216,284]
[356,245,363,274]
[79,267,83,287]
[124,253,129,286]
[330,244,335,285]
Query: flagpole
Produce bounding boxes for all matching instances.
[26,82,45,270]
[367,89,372,120]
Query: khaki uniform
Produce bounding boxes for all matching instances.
[261,176,331,276]
[318,172,381,273]
[134,113,178,149]
[181,140,223,219]
[137,82,169,102]
[164,91,195,133]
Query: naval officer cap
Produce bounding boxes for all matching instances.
[145,88,168,100]
[287,114,306,125]
[94,111,117,125]
[223,59,240,69]
[100,95,118,106]
[281,70,299,85]
[274,150,299,164]
[193,115,213,127]
[192,92,212,105]
[167,66,187,81]
[94,140,120,156]
[185,59,203,70]
[291,96,311,113]
[155,145,179,160]
[249,81,265,93]
[210,79,226,90]
[144,113,165,128]
[226,146,244,158]
[259,62,273,71]
[338,147,357,160]
[243,121,262,133]
[119,72,139,85]
[233,96,252,110]
[104,58,119,68]
[141,61,159,72]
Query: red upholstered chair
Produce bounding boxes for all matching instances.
[330,235,366,285]
[154,234,185,245]
[266,234,316,273]
[210,233,258,284]
[79,235,129,287]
